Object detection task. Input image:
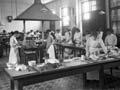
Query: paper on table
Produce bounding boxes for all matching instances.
[63,60,87,67]
[64,59,73,62]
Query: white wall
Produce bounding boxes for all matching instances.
[0,0,41,33]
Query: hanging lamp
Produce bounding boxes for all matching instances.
[14,0,60,21]
[14,0,60,38]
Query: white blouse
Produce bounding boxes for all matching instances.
[86,36,107,56]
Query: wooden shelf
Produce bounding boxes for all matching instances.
[111,20,120,22]
[110,1,120,34]
[110,6,120,10]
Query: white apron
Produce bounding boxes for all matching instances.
[47,44,55,59]
[9,36,20,65]
[47,35,55,59]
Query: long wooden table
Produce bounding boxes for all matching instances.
[4,57,120,90]
[54,43,85,58]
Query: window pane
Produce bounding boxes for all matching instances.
[62,8,68,17]
[63,16,70,26]
[111,9,119,21]
[83,13,90,20]
[91,0,96,6]
[117,22,120,34]
[83,2,90,13]
[92,5,97,11]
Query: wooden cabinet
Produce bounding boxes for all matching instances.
[109,0,120,47]
[110,0,120,34]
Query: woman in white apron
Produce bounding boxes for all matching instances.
[86,30,107,80]
[46,30,56,59]
[8,31,20,66]
[86,31,107,57]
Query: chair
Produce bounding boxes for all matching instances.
[1,36,10,56]
[54,44,63,59]
[23,47,38,65]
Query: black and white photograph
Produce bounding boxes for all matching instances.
[1,0,120,90]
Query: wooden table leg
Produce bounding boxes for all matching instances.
[99,67,104,90]
[110,68,113,75]
[16,81,23,90]
[11,79,14,90]
[62,47,64,59]
[83,73,87,89]
[74,50,76,57]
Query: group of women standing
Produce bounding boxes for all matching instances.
[8,31,21,67]
[85,28,118,80]
[86,28,117,59]
[7,27,117,69]
[41,27,118,60]
[45,27,82,59]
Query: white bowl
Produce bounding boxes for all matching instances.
[28,61,36,66]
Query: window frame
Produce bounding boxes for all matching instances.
[82,0,97,20]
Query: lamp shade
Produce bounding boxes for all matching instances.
[14,0,60,21]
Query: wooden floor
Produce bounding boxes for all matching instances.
[1,54,120,90]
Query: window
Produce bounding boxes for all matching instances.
[82,0,97,20]
[83,13,90,20]
[61,7,70,26]
[83,2,90,13]
[91,1,97,11]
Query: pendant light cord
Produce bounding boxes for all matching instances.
[15,0,18,16]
